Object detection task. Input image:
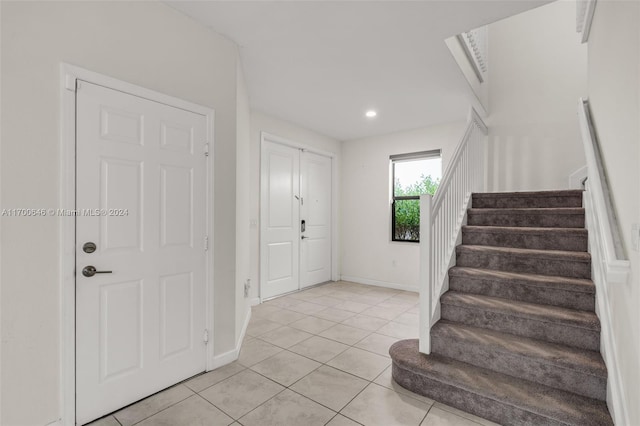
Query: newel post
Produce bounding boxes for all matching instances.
[419,194,432,354]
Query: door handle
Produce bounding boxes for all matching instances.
[301,236,308,240]
[82,265,113,277]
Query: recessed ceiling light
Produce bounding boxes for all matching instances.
[365,110,377,118]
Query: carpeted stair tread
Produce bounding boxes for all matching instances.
[390,339,612,426]
[468,207,585,215]
[462,225,588,251]
[449,267,595,294]
[467,208,585,228]
[432,320,606,377]
[456,245,591,279]
[463,226,587,236]
[441,292,600,331]
[472,190,583,209]
[457,245,591,262]
[448,267,596,310]
[431,321,607,399]
[474,190,583,198]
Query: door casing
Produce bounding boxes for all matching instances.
[259,132,339,302]
[59,63,215,426]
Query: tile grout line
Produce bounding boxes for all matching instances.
[127,386,196,425]
[247,284,426,424]
[187,363,248,394]
[229,314,386,422]
[256,284,424,424]
[198,369,291,422]
[251,322,404,362]
[190,392,238,424]
[234,334,418,422]
[102,282,420,426]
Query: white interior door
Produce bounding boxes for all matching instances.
[300,152,332,288]
[75,81,208,424]
[260,141,300,299]
[260,138,332,299]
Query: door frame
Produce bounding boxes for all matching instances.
[259,132,339,302]
[59,63,215,426]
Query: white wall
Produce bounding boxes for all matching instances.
[249,111,341,301]
[236,62,252,340]
[0,2,242,424]
[341,122,466,290]
[487,0,587,192]
[587,1,640,423]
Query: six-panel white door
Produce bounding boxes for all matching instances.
[260,141,301,299]
[75,81,208,424]
[300,152,332,288]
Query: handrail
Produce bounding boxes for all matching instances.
[577,98,629,282]
[578,98,631,425]
[432,108,487,213]
[419,107,488,354]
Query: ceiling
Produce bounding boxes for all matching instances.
[168,1,550,141]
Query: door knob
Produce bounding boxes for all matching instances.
[301,236,308,240]
[82,265,113,277]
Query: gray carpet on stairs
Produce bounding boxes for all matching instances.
[390,190,613,425]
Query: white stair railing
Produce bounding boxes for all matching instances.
[419,108,487,354]
[578,98,630,424]
[578,98,629,276]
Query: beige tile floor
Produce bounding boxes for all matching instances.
[89,281,499,426]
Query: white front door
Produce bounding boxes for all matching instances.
[260,141,301,299]
[75,81,208,424]
[260,138,332,299]
[300,152,332,288]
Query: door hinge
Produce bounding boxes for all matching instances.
[204,143,210,157]
[204,235,209,251]
[203,329,209,344]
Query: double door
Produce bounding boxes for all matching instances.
[261,140,332,299]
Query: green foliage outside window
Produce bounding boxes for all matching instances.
[393,174,440,241]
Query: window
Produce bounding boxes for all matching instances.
[391,150,442,242]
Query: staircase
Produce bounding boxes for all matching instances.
[390,190,613,426]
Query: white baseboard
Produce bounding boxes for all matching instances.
[45,420,62,426]
[210,306,252,370]
[250,297,261,306]
[339,275,417,292]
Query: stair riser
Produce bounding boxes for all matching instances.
[440,304,599,351]
[431,335,606,400]
[462,230,587,252]
[456,251,591,279]
[449,275,595,311]
[467,213,585,228]
[392,363,568,426]
[472,195,583,209]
